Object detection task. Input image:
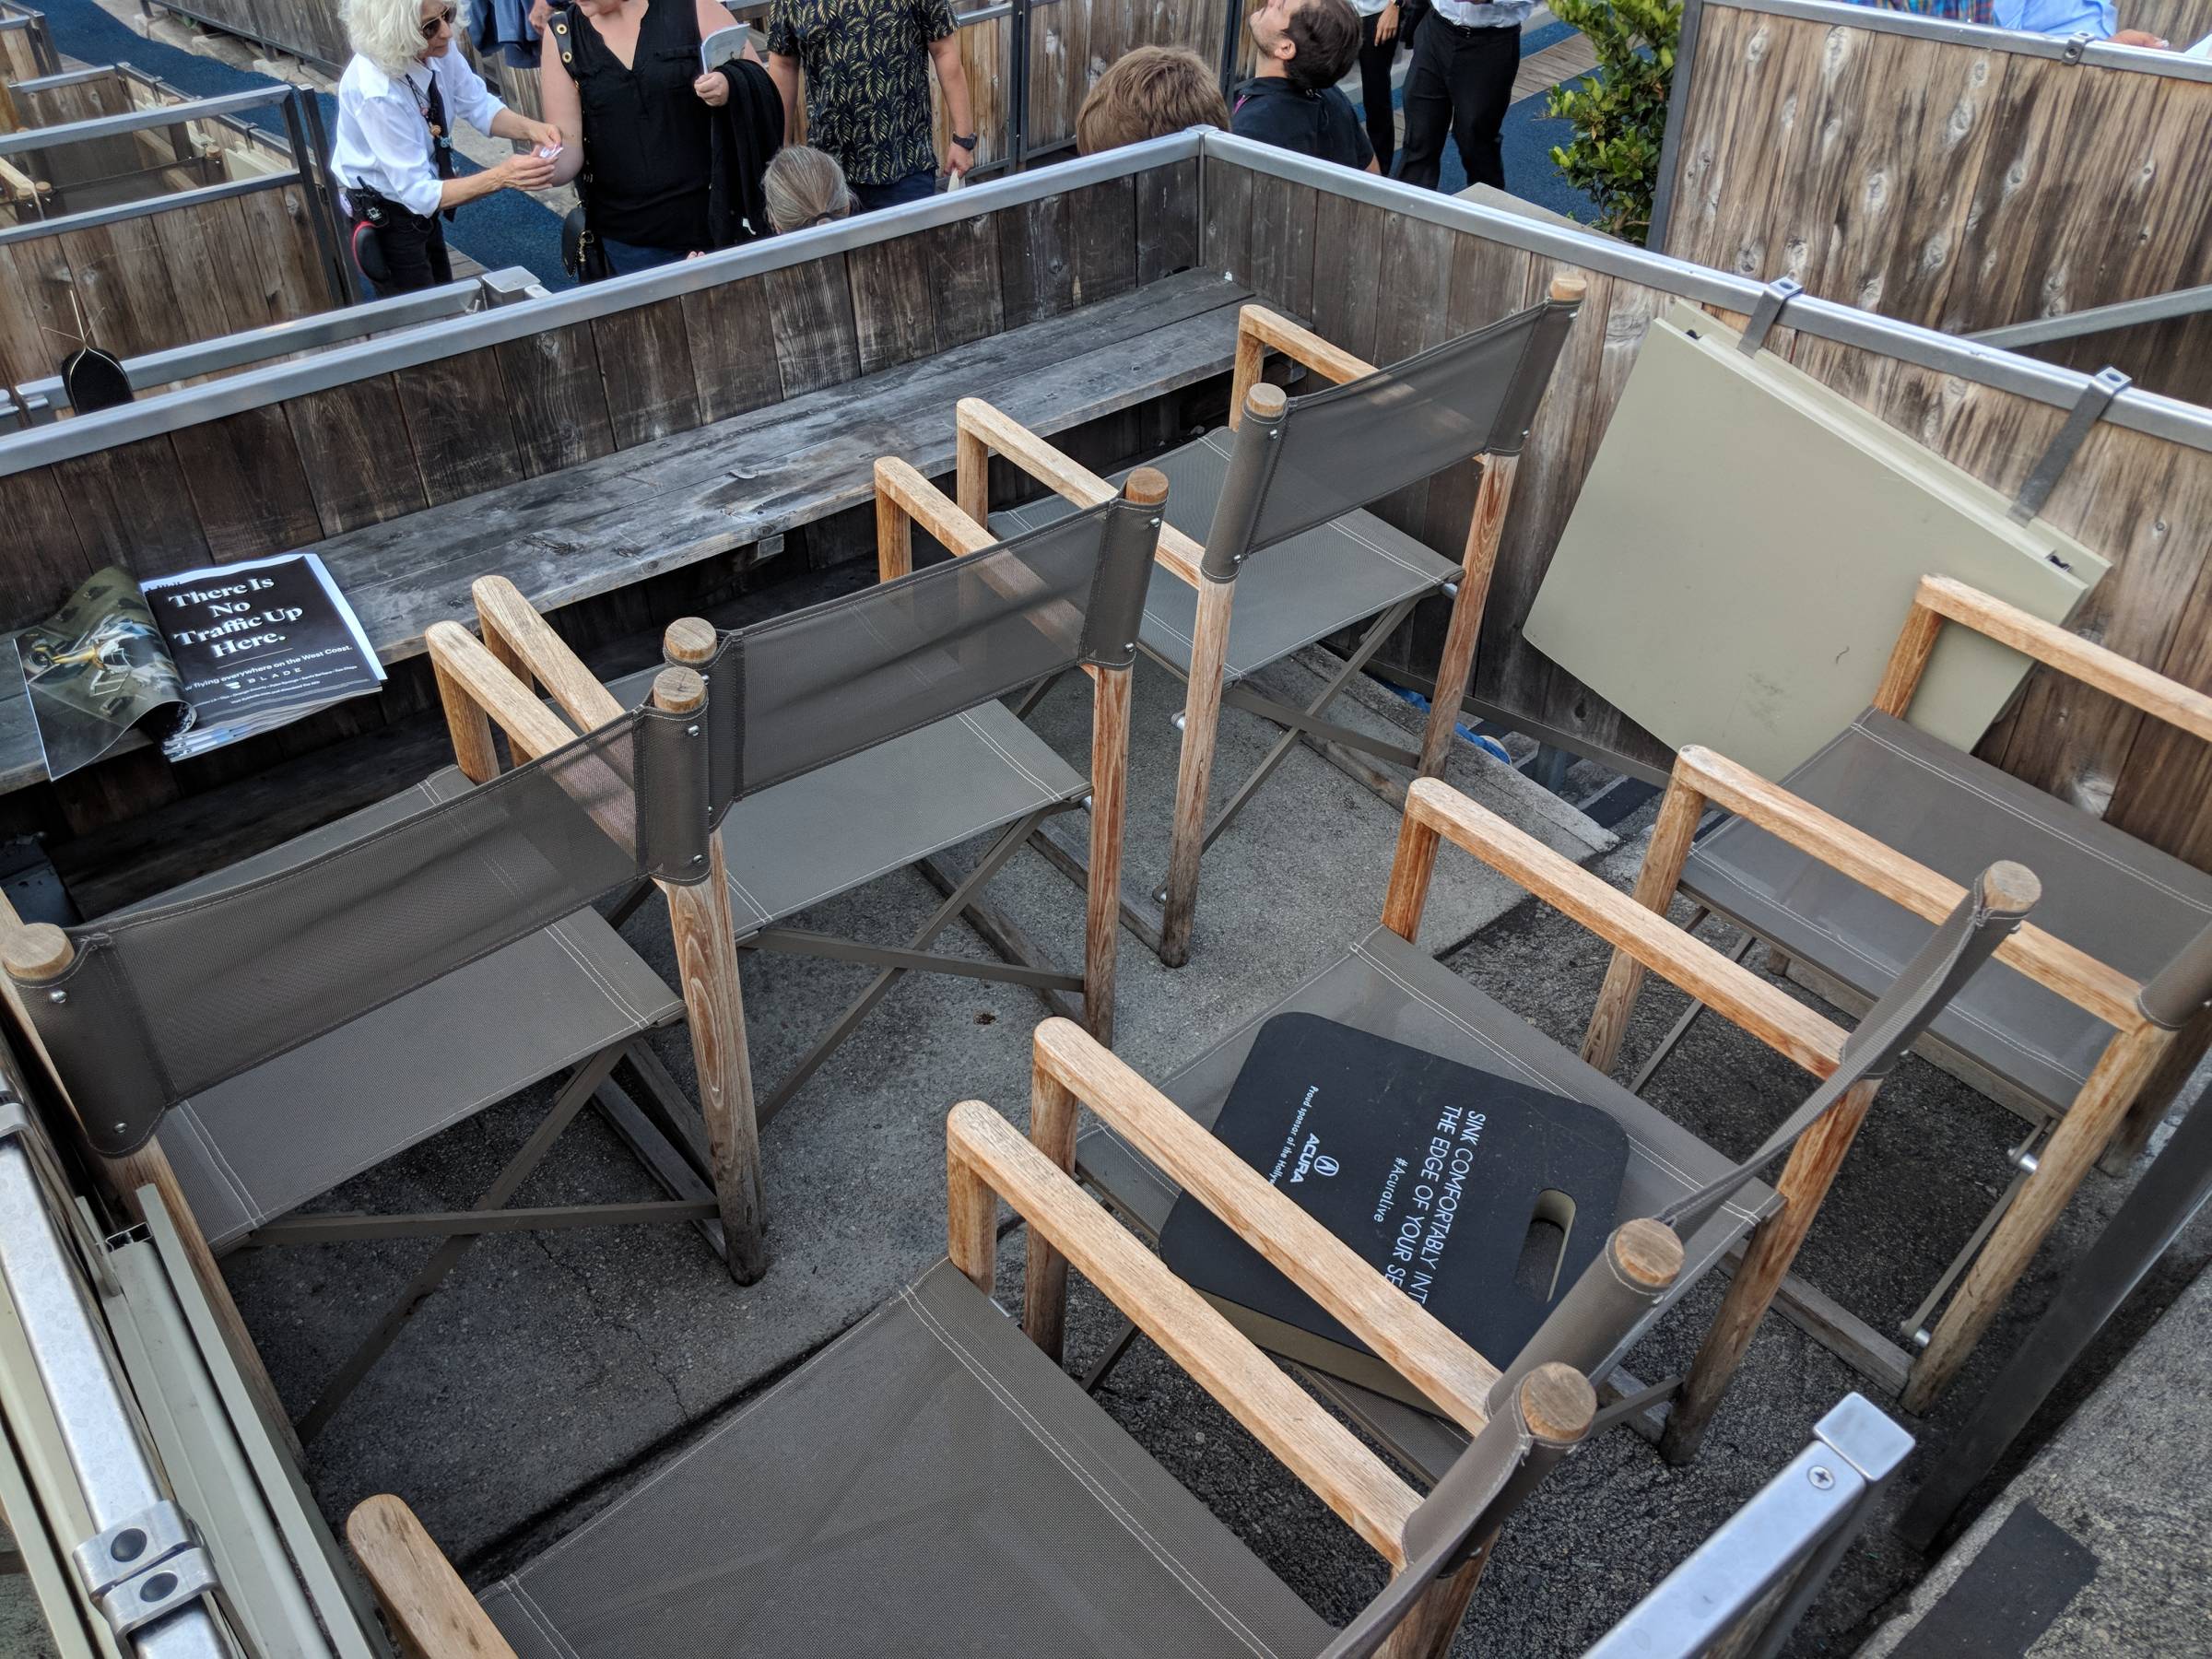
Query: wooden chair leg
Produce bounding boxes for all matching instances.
[1377,1553,1489,1659]
[1416,455,1519,779]
[1581,771,1705,1077]
[1660,1079,1879,1465]
[652,666,767,1285]
[1903,1023,2170,1413]
[1157,580,1235,970]
[1085,662,1133,1046]
[2097,1005,2211,1175]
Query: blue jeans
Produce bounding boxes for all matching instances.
[851,171,936,214]
[599,237,691,276]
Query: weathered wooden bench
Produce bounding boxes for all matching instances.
[0,265,1247,797]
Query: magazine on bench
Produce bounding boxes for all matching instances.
[17,554,385,780]
[1159,1014,1631,1410]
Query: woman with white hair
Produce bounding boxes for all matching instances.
[333,0,564,294]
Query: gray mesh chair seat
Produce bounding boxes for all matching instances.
[610,665,1088,935]
[994,430,1458,680]
[477,1258,1332,1659]
[1682,709,2212,1119]
[133,770,682,1253]
[1078,924,1775,1349]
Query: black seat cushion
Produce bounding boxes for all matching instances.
[479,1259,1334,1659]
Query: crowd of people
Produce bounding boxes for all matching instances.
[327,0,1546,297]
[332,0,2191,297]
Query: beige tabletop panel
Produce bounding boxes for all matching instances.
[1523,306,2108,780]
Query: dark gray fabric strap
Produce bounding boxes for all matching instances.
[1658,867,2034,1238]
[2138,920,2212,1030]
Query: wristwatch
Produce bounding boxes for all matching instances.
[951,133,977,151]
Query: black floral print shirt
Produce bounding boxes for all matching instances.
[766,0,958,186]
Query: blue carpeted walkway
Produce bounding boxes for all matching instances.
[1356,16,1599,221]
[28,0,570,284]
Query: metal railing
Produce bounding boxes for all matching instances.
[0,267,543,428]
[0,82,350,310]
[0,1,61,77]
[6,128,2212,474]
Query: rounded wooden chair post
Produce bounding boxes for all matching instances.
[651,649,765,1284]
[1613,1216,1686,1292]
[2,923,75,986]
[1243,380,1288,425]
[662,617,717,671]
[1980,859,2041,918]
[1122,465,1169,509]
[1547,272,1589,305]
[1517,1360,1598,1448]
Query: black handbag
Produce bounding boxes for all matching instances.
[548,8,611,283]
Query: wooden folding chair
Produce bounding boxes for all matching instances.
[345,1019,1649,1659]
[428,476,1163,1246]
[959,280,1587,967]
[1595,574,2212,1410]
[0,698,751,1448]
[1074,777,2031,1468]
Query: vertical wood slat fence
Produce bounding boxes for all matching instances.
[1651,0,2212,404]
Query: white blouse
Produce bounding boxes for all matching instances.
[330,48,506,219]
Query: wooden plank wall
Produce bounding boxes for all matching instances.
[1207,159,2212,873]
[0,168,1193,621]
[165,0,349,67]
[1025,0,1233,152]
[1659,5,2212,402]
[0,165,1196,842]
[2119,0,2211,41]
[0,183,334,386]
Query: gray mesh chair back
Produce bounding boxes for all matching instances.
[1583,1395,1912,1659]
[13,499,1157,1161]
[1203,297,1581,582]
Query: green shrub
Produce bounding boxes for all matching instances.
[1544,0,1680,244]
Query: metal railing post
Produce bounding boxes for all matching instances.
[280,86,351,309]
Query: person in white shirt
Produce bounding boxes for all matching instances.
[332,0,563,293]
[1395,0,1532,194]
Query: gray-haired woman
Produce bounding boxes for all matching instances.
[332,0,563,293]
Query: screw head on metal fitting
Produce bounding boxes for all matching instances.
[47,989,65,1005]
[1807,1466,1836,1490]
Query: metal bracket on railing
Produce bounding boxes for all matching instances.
[2062,30,2092,63]
[1737,276,1802,357]
[2009,366,2129,524]
[73,1501,221,1640]
[477,267,548,308]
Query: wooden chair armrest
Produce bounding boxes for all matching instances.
[1030,1017,1501,1433]
[944,1100,1420,1566]
[1399,778,1848,1076]
[1884,576,2212,747]
[1230,304,1375,426]
[346,1494,516,1659]
[1674,746,2143,1030]
[425,619,578,769]
[953,396,1206,587]
[873,454,994,582]
[472,576,624,733]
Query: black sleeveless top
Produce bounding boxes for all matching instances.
[561,0,712,251]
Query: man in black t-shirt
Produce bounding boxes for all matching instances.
[1230,0,1377,172]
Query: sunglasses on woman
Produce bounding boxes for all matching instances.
[420,5,456,37]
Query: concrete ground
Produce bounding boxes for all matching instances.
[1858,1261,2212,1657]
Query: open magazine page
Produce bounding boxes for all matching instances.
[141,553,386,759]
[14,566,187,781]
